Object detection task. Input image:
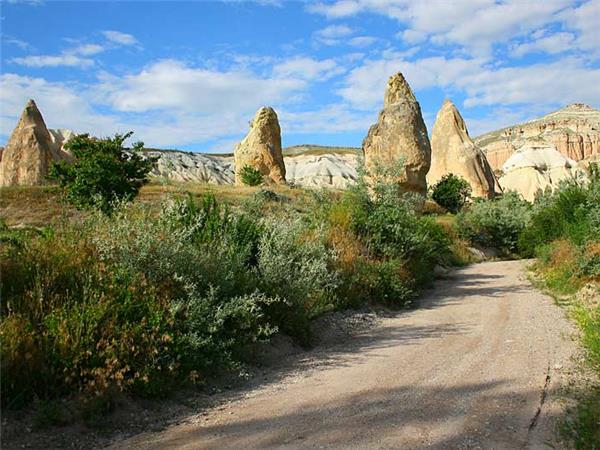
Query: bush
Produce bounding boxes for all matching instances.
[431,173,471,213]
[456,192,531,255]
[239,165,264,186]
[49,132,155,214]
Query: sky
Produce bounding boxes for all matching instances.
[1,0,599,153]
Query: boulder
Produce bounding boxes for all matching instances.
[0,99,55,186]
[234,107,286,185]
[362,72,431,194]
[428,99,500,198]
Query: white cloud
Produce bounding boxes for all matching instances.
[348,36,377,47]
[280,104,373,134]
[8,41,106,68]
[512,31,575,57]
[338,49,600,118]
[100,59,305,114]
[563,0,600,56]
[272,56,343,81]
[72,43,105,56]
[2,37,33,51]
[308,0,577,56]
[11,54,95,68]
[102,30,138,46]
[313,24,354,45]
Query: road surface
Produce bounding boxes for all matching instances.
[113,260,577,449]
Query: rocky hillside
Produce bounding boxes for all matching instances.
[149,145,359,189]
[475,103,600,173]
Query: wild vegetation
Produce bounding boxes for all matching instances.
[0,159,462,421]
[49,133,155,214]
[431,173,472,214]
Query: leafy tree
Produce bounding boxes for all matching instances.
[50,132,155,213]
[239,165,264,186]
[431,174,472,213]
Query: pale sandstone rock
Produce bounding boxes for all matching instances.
[428,100,499,198]
[0,99,55,186]
[285,153,358,189]
[475,103,600,172]
[149,151,235,184]
[499,144,587,201]
[234,107,286,185]
[362,72,431,195]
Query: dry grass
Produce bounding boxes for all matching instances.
[0,186,84,228]
[0,182,311,228]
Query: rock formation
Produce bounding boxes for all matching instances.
[234,106,286,185]
[428,100,499,198]
[498,144,587,202]
[0,99,55,186]
[285,152,358,189]
[147,147,359,189]
[149,151,235,184]
[362,72,431,194]
[475,103,600,172]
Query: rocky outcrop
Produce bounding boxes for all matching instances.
[149,151,235,184]
[285,153,358,189]
[499,144,587,201]
[0,99,55,186]
[147,148,359,189]
[475,103,600,172]
[428,100,499,198]
[362,72,431,194]
[234,107,286,185]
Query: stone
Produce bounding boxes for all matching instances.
[498,144,587,201]
[0,99,55,186]
[428,100,500,198]
[475,103,600,172]
[362,72,431,194]
[284,152,358,189]
[234,107,286,185]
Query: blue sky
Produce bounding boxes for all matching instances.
[1,0,599,152]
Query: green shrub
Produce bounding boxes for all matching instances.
[349,182,451,277]
[239,165,264,186]
[431,173,471,213]
[257,218,336,343]
[456,192,531,255]
[49,132,155,214]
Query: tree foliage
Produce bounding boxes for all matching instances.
[239,165,264,186]
[431,173,472,213]
[50,132,155,213]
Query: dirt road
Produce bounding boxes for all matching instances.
[114,260,577,449]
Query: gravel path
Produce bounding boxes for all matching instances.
[112,260,578,449]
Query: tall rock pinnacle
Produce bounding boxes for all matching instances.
[362,72,431,195]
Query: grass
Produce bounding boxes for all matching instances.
[0,182,309,228]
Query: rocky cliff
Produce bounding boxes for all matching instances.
[475,103,600,173]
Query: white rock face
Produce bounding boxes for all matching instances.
[499,144,587,201]
[148,151,235,184]
[147,149,360,189]
[475,103,600,172]
[49,128,76,153]
[285,153,358,189]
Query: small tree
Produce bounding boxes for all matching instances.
[239,165,264,186]
[49,132,155,213]
[431,173,471,213]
